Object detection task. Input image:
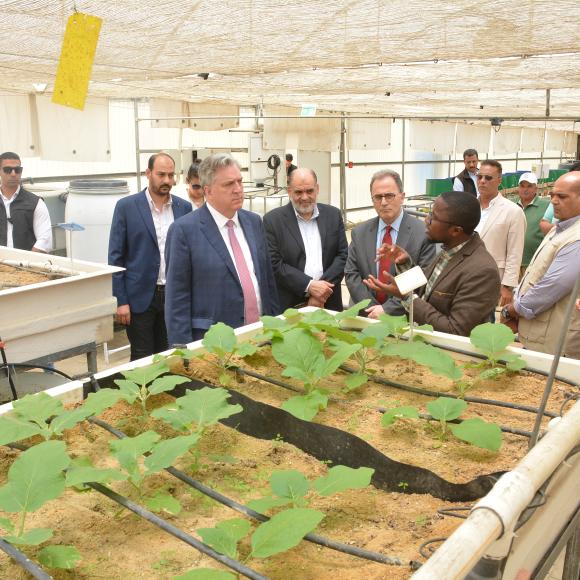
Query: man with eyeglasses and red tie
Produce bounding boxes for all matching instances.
[0,151,52,252]
[345,169,435,318]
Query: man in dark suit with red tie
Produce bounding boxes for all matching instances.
[345,169,435,318]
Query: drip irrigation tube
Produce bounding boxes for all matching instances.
[87,416,404,567]
[0,538,52,580]
[234,365,532,437]
[84,482,266,580]
[4,443,265,580]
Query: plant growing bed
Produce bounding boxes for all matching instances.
[0,306,578,578]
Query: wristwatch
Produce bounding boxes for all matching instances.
[501,306,511,320]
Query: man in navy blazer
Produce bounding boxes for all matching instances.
[165,154,280,345]
[108,153,192,360]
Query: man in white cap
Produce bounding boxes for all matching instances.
[516,172,550,277]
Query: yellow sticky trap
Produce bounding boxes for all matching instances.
[52,12,102,111]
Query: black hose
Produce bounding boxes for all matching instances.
[85,482,266,580]
[4,363,74,381]
[418,537,447,559]
[342,366,559,419]
[0,335,19,400]
[88,416,404,567]
[234,365,535,436]
[0,538,52,580]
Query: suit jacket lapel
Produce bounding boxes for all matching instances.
[199,205,239,283]
[364,217,380,276]
[135,190,158,247]
[283,203,306,254]
[479,195,502,238]
[316,204,328,258]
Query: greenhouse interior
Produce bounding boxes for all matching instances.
[0,1,579,579]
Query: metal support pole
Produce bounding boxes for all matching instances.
[134,99,142,191]
[545,89,551,117]
[339,115,347,222]
[563,523,580,580]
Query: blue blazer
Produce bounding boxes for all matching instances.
[108,190,192,313]
[164,204,280,345]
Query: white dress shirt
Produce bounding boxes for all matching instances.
[475,194,500,234]
[206,202,263,313]
[1,186,53,252]
[294,205,324,292]
[145,188,174,285]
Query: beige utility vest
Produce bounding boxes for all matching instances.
[518,218,580,358]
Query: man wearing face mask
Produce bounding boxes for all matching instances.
[0,151,52,252]
[263,168,348,311]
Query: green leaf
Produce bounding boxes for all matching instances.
[110,431,160,481]
[281,391,328,421]
[0,440,70,513]
[174,570,234,580]
[121,361,169,386]
[272,328,323,385]
[83,389,127,416]
[470,323,515,357]
[502,352,527,372]
[144,433,200,474]
[4,528,53,546]
[114,379,140,404]
[479,367,506,380]
[12,392,63,426]
[37,545,81,569]
[0,415,43,445]
[246,497,291,514]
[377,313,409,337]
[148,375,191,396]
[202,323,237,357]
[381,406,420,426]
[151,405,192,432]
[197,518,251,559]
[300,309,339,328]
[145,492,181,515]
[50,407,94,435]
[260,316,290,330]
[359,322,391,345]
[175,388,243,430]
[251,508,324,558]
[321,343,361,377]
[236,342,258,358]
[426,398,467,422]
[336,299,371,320]
[313,466,374,496]
[0,517,14,533]
[344,373,368,392]
[269,470,309,503]
[450,418,503,452]
[65,465,127,487]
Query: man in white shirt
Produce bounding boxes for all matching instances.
[453,148,479,196]
[165,154,279,345]
[263,168,348,312]
[474,160,526,308]
[0,151,52,252]
[108,153,192,360]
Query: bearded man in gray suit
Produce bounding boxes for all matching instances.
[345,169,436,317]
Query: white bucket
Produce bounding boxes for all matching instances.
[64,180,130,263]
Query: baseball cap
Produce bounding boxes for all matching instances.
[519,172,538,185]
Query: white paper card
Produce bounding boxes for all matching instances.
[395,266,428,295]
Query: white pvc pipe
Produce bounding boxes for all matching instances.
[413,399,580,579]
[0,259,80,276]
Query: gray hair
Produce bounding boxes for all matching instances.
[369,169,403,193]
[198,153,241,188]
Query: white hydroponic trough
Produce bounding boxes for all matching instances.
[0,246,121,364]
[0,308,578,578]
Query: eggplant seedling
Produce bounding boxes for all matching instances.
[271,328,361,420]
[201,323,258,386]
[469,323,526,380]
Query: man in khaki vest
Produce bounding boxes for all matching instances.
[502,172,580,359]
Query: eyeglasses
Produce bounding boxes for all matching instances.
[476,173,495,182]
[426,211,460,227]
[372,193,398,203]
[1,166,23,175]
[188,183,202,190]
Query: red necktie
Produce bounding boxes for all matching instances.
[376,225,392,304]
[226,220,260,324]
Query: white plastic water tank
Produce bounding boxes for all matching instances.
[64,180,130,263]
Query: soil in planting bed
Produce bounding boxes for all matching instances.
[0,263,69,290]
[0,396,465,579]
[167,346,576,484]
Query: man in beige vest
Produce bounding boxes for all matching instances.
[502,172,580,359]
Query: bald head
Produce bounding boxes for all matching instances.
[288,167,317,187]
[550,172,580,222]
